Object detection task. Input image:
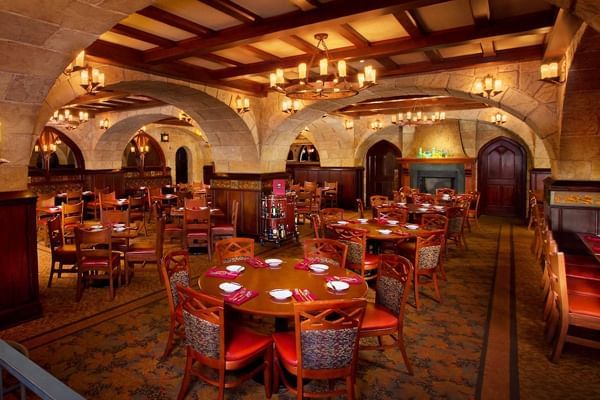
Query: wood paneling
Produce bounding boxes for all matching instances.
[530,168,551,201]
[0,191,42,328]
[545,179,600,234]
[286,165,364,210]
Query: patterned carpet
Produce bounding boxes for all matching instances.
[2,216,600,399]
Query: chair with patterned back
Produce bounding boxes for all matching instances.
[183,207,211,260]
[466,191,481,231]
[128,195,147,235]
[176,285,273,400]
[356,198,365,219]
[124,216,165,284]
[46,215,77,288]
[445,206,468,250]
[61,201,84,243]
[369,195,389,218]
[159,249,190,358]
[303,238,348,268]
[376,206,409,223]
[320,208,344,224]
[359,254,414,374]
[310,213,322,239]
[322,181,338,207]
[330,225,380,281]
[211,200,239,249]
[214,237,254,265]
[412,231,445,310]
[272,299,366,399]
[74,226,121,301]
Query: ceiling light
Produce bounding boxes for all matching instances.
[344,119,354,130]
[391,106,445,127]
[473,74,503,98]
[370,119,383,130]
[99,117,109,130]
[64,51,105,95]
[48,108,88,130]
[269,33,376,100]
[178,111,192,123]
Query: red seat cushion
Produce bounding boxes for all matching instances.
[569,292,600,318]
[566,264,600,282]
[272,331,297,366]
[567,276,600,297]
[80,253,120,268]
[226,326,272,362]
[361,303,398,330]
[55,244,76,257]
[364,253,380,266]
[565,254,599,267]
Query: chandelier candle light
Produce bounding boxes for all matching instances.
[473,74,503,98]
[392,110,446,126]
[270,33,376,99]
[491,112,507,124]
[282,98,302,114]
[235,95,250,114]
[48,109,88,130]
[34,128,62,171]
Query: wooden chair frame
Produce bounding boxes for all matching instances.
[183,207,211,260]
[214,237,254,265]
[330,225,379,281]
[46,215,77,288]
[303,238,348,268]
[413,231,445,310]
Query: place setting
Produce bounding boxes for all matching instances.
[218,282,258,305]
[268,288,293,302]
[206,265,244,279]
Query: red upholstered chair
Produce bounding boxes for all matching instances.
[360,254,414,374]
[128,195,147,235]
[74,226,121,301]
[211,199,239,249]
[61,200,84,244]
[412,231,445,310]
[154,201,183,244]
[124,216,165,284]
[214,237,254,265]
[159,250,190,358]
[272,299,366,400]
[369,195,389,218]
[330,225,380,281]
[303,238,347,268]
[46,215,77,288]
[183,207,211,260]
[445,206,468,250]
[176,286,273,400]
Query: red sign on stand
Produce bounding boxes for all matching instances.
[273,179,286,195]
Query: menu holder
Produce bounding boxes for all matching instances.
[206,267,240,279]
[325,275,364,285]
[224,288,258,305]
[292,288,317,302]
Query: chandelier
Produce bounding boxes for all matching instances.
[64,51,105,95]
[391,110,446,126]
[269,33,376,100]
[34,128,62,170]
[491,112,507,125]
[473,74,503,98]
[282,98,302,114]
[370,119,384,130]
[48,108,89,130]
[99,117,110,130]
[130,129,151,173]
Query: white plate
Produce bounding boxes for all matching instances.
[218,282,242,293]
[336,220,349,225]
[418,208,429,212]
[396,202,406,206]
[309,264,329,273]
[357,218,368,224]
[113,227,126,232]
[91,225,103,229]
[405,224,419,230]
[421,203,431,207]
[269,289,292,300]
[387,220,399,225]
[226,265,245,273]
[377,229,392,235]
[113,223,125,228]
[327,281,350,292]
[265,258,283,267]
[434,206,444,210]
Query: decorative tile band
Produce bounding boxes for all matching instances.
[211,179,261,191]
[550,191,600,207]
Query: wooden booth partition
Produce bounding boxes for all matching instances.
[530,168,551,201]
[211,173,289,237]
[84,168,171,196]
[0,191,42,328]
[545,179,600,234]
[286,165,363,210]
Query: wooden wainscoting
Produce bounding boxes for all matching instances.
[545,179,600,234]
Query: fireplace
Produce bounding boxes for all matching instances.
[421,177,455,193]
[409,163,465,194]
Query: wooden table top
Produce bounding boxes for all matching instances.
[198,257,368,318]
[334,219,432,240]
[81,222,140,239]
[170,207,224,218]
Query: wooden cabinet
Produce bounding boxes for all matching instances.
[0,191,42,328]
[259,195,297,246]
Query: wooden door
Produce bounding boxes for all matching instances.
[366,141,401,201]
[478,137,526,217]
[175,147,188,184]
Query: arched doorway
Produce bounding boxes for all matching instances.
[478,137,527,218]
[366,140,401,200]
[176,147,189,184]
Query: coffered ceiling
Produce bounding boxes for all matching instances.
[85,0,558,97]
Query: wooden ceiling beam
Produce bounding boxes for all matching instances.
[144,0,453,63]
[469,0,491,26]
[334,24,370,48]
[193,52,243,67]
[543,8,583,60]
[198,0,261,24]
[281,35,318,53]
[375,56,400,70]
[480,40,496,57]
[211,10,554,79]
[136,6,214,37]
[393,10,423,38]
[111,24,176,48]
[339,96,485,112]
[288,0,320,11]
[241,45,281,61]
[336,103,487,117]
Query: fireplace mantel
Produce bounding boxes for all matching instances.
[398,158,476,193]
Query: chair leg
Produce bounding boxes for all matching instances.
[263,346,273,399]
[177,353,193,400]
[398,336,413,375]
[162,319,176,358]
[76,271,84,302]
[218,365,226,400]
[550,324,568,363]
[414,275,421,310]
[433,273,442,303]
[48,260,56,287]
[346,376,355,400]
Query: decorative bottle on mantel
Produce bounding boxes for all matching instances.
[418,147,423,158]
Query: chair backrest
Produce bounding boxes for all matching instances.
[215,237,254,264]
[160,250,191,315]
[375,255,413,319]
[101,208,130,226]
[329,226,368,271]
[177,285,225,364]
[369,195,389,207]
[62,201,83,228]
[303,181,317,193]
[128,196,145,212]
[393,190,406,203]
[184,207,211,232]
[310,213,322,238]
[303,238,348,268]
[320,208,344,224]
[37,193,56,209]
[74,226,113,264]
[66,190,82,203]
[47,215,64,251]
[356,198,365,218]
[376,206,408,223]
[469,191,481,212]
[414,231,444,272]
[435,188,455,196]
[414,193,434,204]
[296,191,313,209]
[421,214,449,233]
[150,186,162,197]
[292,299,365,377]
[324,181,338,192]
[184,197,206,209]
[230,199,240,231]
[445,206,466,234]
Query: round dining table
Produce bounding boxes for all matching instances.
[335,219,432,241]
[198,257,368,318]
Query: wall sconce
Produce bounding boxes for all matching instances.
[491,112,507,125]
[99,117,109,130]
[282,98,302,114]
[160,132,169,142]
[178,111,192,123]
[540,60,564,84]
[370,119,383,130]
[343,119,354,130]
[473,74,503,98]
[235,95,250,114]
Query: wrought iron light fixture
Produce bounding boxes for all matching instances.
[64,51,105,95]
[235,95,250,114]
[473,74,503,98]
[491,112,507,125]
[391,109,445,127]
[370,119,384,130]
[343,119,354,130]
[178,111,192,123]
[48,108,88,130]
[540,60,564,84]
[99,117,109,130]
[269,33,376,100]
[282,98,302,114]
[160,132,169,142]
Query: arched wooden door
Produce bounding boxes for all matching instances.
[478,137,526,218]
[366,140,401,200]
[175,147,188,184]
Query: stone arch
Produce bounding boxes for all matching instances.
[544,0,600,33]
[354,124,403,165]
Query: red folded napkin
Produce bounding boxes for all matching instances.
[246,257,269,268]
[376,218,389,225]
[294,258,320,270]
[205,267,240,279]
[325,275,364,285]
[292,288,317,302]
[224,288,258,305]
[584,234,600,243]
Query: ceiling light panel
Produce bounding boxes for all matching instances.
[414,0,474,32]
[120,14,196,41]
[99,32,156,51]
[155,0,240,30]
[348,15,409,42]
